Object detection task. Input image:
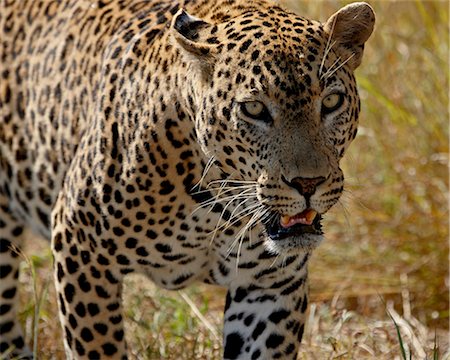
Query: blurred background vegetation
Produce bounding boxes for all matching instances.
[19,0,448,359]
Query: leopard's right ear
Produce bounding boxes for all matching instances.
[171,9,219,74]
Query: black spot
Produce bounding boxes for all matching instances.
[268,309,290,324]
[0,265,12,278]
[93,322,108,335]
[75,302,86,317]
[301,295,308,313]
[2,287,16,299]
[88,350,100,359]
[107,302,120,311]
[109,314,122,324]
[87,303,100,316]
[244,314,254,326]
[159,180,174,195]
[237,261,258,269]
[80,327,94,342]
[105,270,119,284]
[78,273,92,292]
[125,238,137,248]
[0,239,11,253]
[224,291,232,312]
[297,323,305,341]
[64,326,72,348]
[136,246,149,256]
[239,39,252,53]
[155,243,171,253]
[0,321,13,333]
[65,258,79,274]
[11,336,24,350]
[114,329,124,341]
[251,349,261,359]
[102,342,118,356]
[95,285,110,298]
[64,283,75,303]
[173,272,193,285]
[217,261,229,276]
[54,233,63,252]
[37,208,50,228]
[252,65,261,75]
[114,191,123,203]
[258,250,277,260]
[111,122,119,158]
[146,229,158,239]
[252,321,266,340]
[224,332,244,359]
[116,254,129,265]
[68,313,78,329]
[97,254,110,265]
[280,278,304,296]
[0,304,12,315]
[136,211,146,220]
[234,287,248,302]
[285,342,296,355]
[75,340,85,356]
[266,333,285,349]
[112,227,124,236]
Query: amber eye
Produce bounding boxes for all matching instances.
[240,101,272,123]
[322,93,345,114]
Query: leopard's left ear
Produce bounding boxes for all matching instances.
[324,2,375,70]
[171,9,218,75]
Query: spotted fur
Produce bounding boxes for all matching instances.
[0,0,374,358]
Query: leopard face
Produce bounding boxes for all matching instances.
[173,4,374,253]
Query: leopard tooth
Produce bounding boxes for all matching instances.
[280,215,291,226]
[305,210,318,223]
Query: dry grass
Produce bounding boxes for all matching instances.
[13,0,449,359]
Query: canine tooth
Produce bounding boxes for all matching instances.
[280,215,291,226]
[305,210,317,223]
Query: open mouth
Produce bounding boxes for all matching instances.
[265,209,323,241]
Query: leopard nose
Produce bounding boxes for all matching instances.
[283,176,326,197]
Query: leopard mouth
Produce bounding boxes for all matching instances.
[265,209,323,241]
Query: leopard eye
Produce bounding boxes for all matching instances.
[240,101,272,123]
[322,93,345,114]
[243,101,264,117]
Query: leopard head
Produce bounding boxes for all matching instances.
[171,2,375,253]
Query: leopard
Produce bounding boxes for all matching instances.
[0,0,375,358]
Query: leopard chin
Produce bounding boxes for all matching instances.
[263,210,324,252]
[265,233,324,253]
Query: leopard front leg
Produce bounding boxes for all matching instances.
[0,195,32,359]
[52,197,128,359]
[222,256,309,360]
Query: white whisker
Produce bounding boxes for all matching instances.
[206,179,258,187]
[193,187,256,213]
[192,184,256,196]
[192,156,216,190]
[320,56,341,80]
[225,205,264,255]
[269,254,279,268]
[215,202,261,235]
[209,201,260,246]
[319,15,337,78]
[322,53,355,80]
[231,207,270,258]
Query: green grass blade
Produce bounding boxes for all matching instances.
[380,294,409,360]
[387,310,408,360]
[433,330,439,360]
